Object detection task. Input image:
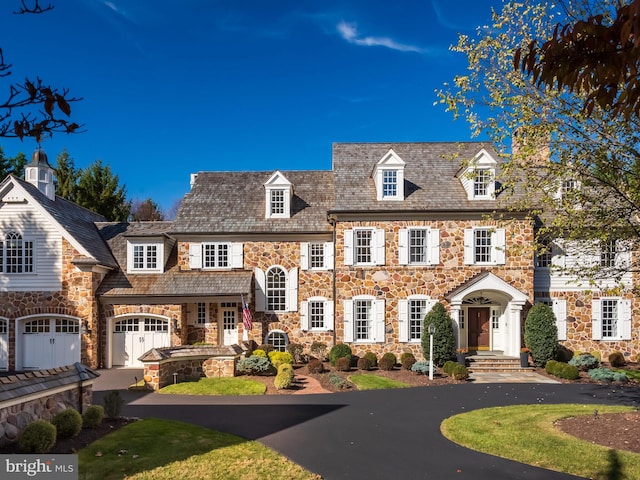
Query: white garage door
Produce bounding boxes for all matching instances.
[0,319,7,370]
[22,318,80,370]
[112,317,170,368]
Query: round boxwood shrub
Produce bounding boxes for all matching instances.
[545,359,559,375]
[357,356,372,371]
[307,358,324,374]
[568,353,600,371]
[556,363,580,380]
[335,356,351,372]
[381,352,397,367]
[421,302,456,367]
[378,356,395,371]
[411,361,430,375]
[363,351,378,368]
[19,420,56,453]
[524,303,559,367]
[608,351,626,368]
[443,360,457,376]
[52,408,82,439]
[82,405,104,429]
[450,363,468,380]
[402,355,417,371]
[329,344,353,366]
[588,367,628,383]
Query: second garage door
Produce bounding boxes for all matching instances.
[112,317,170,368]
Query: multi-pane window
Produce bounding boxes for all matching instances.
[266,267,287,311]
[474,229,492,263]
[133,244,157,270]
[409,299,427,341]
[203,243,229,268]
[114,318,139,332]
[56,319,79,334]
[409,229,428,264]
[601,299,618,338]
[309,300,325,329]
[270,189,285,216]
[4,232,33,273]
[601,239,617,268]
[562,179,577,195]
[24,319,50,334]
[459,309,465,329]
[355,230,373,264]
[355,299,372,341]
[536,238,552,268]
[474,169,490,197]
[491,309,500,329]
[267,331,288,352]
[382,170,397,198]
[196,302,207,324]
[145,318,168,332]
[310,243,325,269]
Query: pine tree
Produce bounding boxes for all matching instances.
[54,149,79,202]
[421,302,456,367]
[75,160,130,221]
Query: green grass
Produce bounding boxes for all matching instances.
[79,418,320,480]
[158,377,266,395]
[441,404,640,479]
[348,374,411,390]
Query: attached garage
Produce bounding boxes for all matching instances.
[18,316,81,370]
[111,316,170,368]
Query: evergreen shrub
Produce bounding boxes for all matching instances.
[328,373,351,389]
[450,364,468,380]
[608,351,626,368]
[443,360,457,376]
[402,355,417,370]
[357,357,372,371]
[329,344,352,366]
[252,349,267,358]
[82,405,104,429]
[236,356,272,375]
[524,303,559,367]
[568,353,599,371]
[310,342,328,361]
[286,343,304,364]
[18,420,56,453]
[52,409,82,439]
[335,356,351,372]
[103,390,124,418]
[363,351,378,367]
[411,361,430,375]
[307,358,324,374]
[588,367,628,383]
[269,351,293,368]
[421,302,456,367]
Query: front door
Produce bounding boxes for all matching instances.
[468,307,490,350]
[221,307,238,346]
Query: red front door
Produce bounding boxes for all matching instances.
[468,307,490,350]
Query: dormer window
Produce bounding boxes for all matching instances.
[460,149,497,200]
[373,149,405,201]
[473,169,491,197]
[127,240,164,273]
[264,171,293,218]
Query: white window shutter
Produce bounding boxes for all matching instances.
[463,229,474,265]
[398,229,409,265]
[494,228,506,265]
[287,267,298,312]
[592,299,602,340]
[343,300,354,342]
[429,228,440,265]
[553,299,567,341]
[344,230,354,266]
[255,268,266,312]
[300,243,309,270]
[325,242,334,270]
[189,243,202,269]
[398,299,408,342]
[375,229,386,265]
[375,299,385,343]
[230,242,243,268]
[300,301,309,331]
[620,299,632,340]
[326,300,334,330]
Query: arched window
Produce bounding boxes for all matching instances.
[4,232,34,273]
[266,330,288,352]
[266,267,287,311]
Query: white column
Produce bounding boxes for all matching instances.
[508,303,523,357]
[450,304,462,348]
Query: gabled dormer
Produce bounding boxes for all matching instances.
[264,171,293,219]
[372,149,405,201]
[126,232,174,274]
[459,149,497,200]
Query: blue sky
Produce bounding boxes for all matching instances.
[1,0,504,213]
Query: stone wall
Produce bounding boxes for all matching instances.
[143,356,239,390]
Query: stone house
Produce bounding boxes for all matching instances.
[0,142,637,372]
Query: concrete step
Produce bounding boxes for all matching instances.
[465,355,533,373]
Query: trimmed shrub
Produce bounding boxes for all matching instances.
[82,405,104,429]
[363,351,378,368]
[357,356,373,371]
[269,351,293,368]
[236,355,273,375]
[524,303,559,367]
[52,408,82,439]
[307,358,324,374]
[555,363,580,380]
[402,355,417,371]
[329,344,353,367]
[569,353,600,371]
[421,302,456,367]
[252,349,267,358]
[589,367,629,383]
[411,361,430,375]
[286,343,304,364]
[450,364,468,380]
[378,356,395,371]
[328,373,351,389]
[443,360,458,376]
[278,363,295,380]
[556,345,573,362]
[400,352,415,364]
[274,371,294,390]
[103,390,124,419]
[310,342,328,361]
[545,360,559,375]
[381,352,397,367]
[19,420,56,453]
[335,356,351,372]
[608,351,626,368]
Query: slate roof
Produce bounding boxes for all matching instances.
[3,176,118,268]
[96,221,253,298]
[171,170,334,234]
[331,142,512,213]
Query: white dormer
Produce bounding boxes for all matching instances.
[460,149,497,200]
[264,171,293,219]
[373,149,405,201]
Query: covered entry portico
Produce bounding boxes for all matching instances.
[446,272,529,357]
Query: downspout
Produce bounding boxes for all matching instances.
[329,214,337,347]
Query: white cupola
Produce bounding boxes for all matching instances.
[25,148,55,201]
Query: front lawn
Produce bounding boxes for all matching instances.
[79,418,320,480]
[158,377,266,395]
[348,373,412,390]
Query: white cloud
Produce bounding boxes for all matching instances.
[336,20,423,53]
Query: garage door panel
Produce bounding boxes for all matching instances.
[113,317,170,368]
[22,318,81,370]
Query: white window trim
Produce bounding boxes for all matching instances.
[265,329,289,352]
[398,228,440,266]
[592,297,631,341]
[193,302,209,325]
[460,149,497,201]
[264,171,293,219]
[189,242,243,270]
[254,266,298,313]
[343,295,385,343]
[301,296,334,332]
[344,228,385,266]
[373,149,405,201]
[398,295,435,343]
[1,231,36,274]
[463,228,506,265]
[300,242,334,271]
[127,241,163,273]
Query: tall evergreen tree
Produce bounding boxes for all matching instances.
[421,302,456,367]
[9,152,27,179]
[54,149,79,202]
[0,146,13,179]
[75,160,130,221]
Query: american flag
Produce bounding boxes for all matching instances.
[241,295,253,331]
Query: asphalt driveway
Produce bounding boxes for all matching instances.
[93,369,640,480]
